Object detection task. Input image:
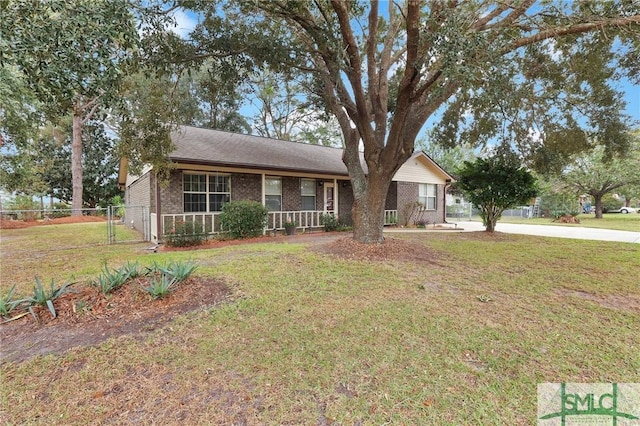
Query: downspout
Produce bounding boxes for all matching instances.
[155,172,162,243]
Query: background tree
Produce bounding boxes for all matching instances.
[187,60,251,133]
[457,153,538,232]
[560,138,640,219]
[174,1,639,243]
[38,121,121,208]
[417,136,477,176]
[1,0,138,215]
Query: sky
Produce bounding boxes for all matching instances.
[170,7,640,134]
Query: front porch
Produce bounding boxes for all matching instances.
[151,210,399,242]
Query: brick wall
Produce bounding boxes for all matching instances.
[159,170,182,214]
[396,181,445,225]
[231,173,261,203]
[338,180,353,225]
[282,176,300,211]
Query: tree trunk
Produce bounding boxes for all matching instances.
[482,205,499,232]
[593,194,603,219]
[351,173,391,244]
[71,111,83,217]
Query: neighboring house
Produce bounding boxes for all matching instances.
[119,125,455,242]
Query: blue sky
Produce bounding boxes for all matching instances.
[171,8,640,129]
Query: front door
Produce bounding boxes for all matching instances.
[324,184,335,214]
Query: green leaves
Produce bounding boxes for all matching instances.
[27,276,73,318]
[1,0,139,119]
[457,154,538,232]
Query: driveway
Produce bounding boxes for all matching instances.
[441,221,640,244]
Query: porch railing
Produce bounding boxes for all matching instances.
[156,209,399,241]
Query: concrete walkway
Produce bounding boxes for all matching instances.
[387,221,640,244]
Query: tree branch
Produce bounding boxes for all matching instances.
[508,16,640,51]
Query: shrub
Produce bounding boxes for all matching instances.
[602,194,623,213]
[6,195,40,220]
[220,201,268,239]
[164,220,206,247]
[320,213,340,232]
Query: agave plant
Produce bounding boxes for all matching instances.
[144,260,197,283]
[164,260,198,282]
[92,264,129,294]
[144,273,179,300]
[28,276,73,318]
[0,284,21,317]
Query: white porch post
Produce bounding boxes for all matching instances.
[261,173,266,206]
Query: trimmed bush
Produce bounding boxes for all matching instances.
[220,201,268,239]
[164,220,206,247]
[321,213,340,232]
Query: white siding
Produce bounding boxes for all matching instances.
[393,156,448,184]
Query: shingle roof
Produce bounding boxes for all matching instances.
[170,125,351,176]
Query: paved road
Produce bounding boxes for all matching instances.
[387,221,640,244]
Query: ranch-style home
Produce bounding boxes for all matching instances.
[119,125,455,242]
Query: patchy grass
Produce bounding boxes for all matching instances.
[496,213,640,232]
[1,226,639,424]
[0,222,148,297]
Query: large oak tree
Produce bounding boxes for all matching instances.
[177,1,639,243]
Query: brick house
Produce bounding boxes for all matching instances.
[119,125,454,242]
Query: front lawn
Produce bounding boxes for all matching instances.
[1,225,638,424]
[496,213,640,232]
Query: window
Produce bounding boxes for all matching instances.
[265,176,282,211]
[419,183,437,210]
[300,179,316,210]
[183,173,230,213]
[208,174,230,212]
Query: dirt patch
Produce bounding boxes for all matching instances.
[556,215,580,224]
[556,288,640,313]
[0,277,230,363]
[311,236,443,264]
[0,215,106,229]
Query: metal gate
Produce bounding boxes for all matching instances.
[107,205,150,244]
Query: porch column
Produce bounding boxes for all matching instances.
[261,174,266,206]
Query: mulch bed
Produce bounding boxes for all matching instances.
[0,277,231,363]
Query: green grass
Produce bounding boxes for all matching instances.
[0,222,147,296]
[1,224,639,424]
[495,213,640,232]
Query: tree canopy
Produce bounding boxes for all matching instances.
[560,134,640,218]
[457,153,538,232]
[1,0,139,214]
[168,0,639,242]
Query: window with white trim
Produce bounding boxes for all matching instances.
[419,183,437,210]
[183,173,230,212]
[265,176,282,211]
[300,179,316,210]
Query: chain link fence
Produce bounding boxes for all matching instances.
[1,206,150,245]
